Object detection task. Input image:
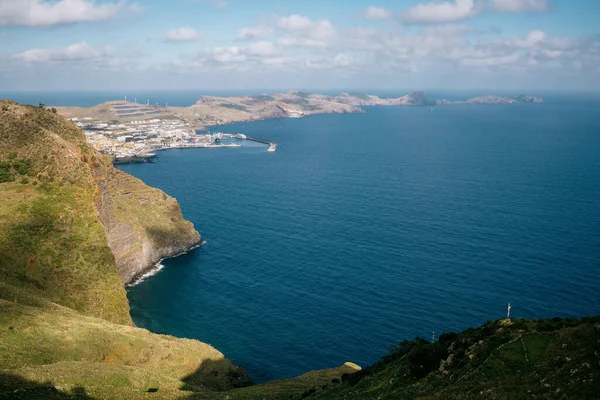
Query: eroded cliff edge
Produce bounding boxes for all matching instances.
[91,158,201,284]
[0,100,254,394]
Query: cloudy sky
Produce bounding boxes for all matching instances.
[1,0,599,91]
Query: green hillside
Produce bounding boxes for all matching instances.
[1,101,598,399]
[0,101,357,398]
[0,101,131,324]
[309,317,600,399]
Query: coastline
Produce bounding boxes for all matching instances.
[125,239,205,287]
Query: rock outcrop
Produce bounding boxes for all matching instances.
[91,158,201,284]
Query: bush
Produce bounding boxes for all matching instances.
[0,161,14,183]
[12,159,32,176]
[8,152,17,160]
[407,341,449,379]
[20,177,29,184]
[439,332,459,344]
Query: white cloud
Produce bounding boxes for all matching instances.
[211,46,246,63]
[163,27,202,42]
[166,23,599,83]
[278,14,313,31]
[423,24,476,36]
[277,14,336,47]
[490,0,549,12]
[0,0,137,27]
[12,42,113,63]
[363,6,391,20]
[525,29,547,43]
[402,0,477,23]
[246,41,278,56]
[236,25,273,40]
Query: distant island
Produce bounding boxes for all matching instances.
[54,91,543,131]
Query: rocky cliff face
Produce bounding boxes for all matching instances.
[91,158,201,284]
[0,101,255,396]
[0,100,201,314]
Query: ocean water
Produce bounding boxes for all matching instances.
[117,100,600,383]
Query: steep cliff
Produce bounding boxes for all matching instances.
[91,158,201,284]
[0,101,253,395]
[0,100,201,288]
[0,101,131,324]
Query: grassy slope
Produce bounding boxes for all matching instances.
[3,101,597,399]
[0,102,356,398]
[0,282,248,398]
[0,281,357,399]
[0,102,246,396]
[0,102,130,324]
[310,317,600,399]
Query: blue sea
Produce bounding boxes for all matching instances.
[8,90,599,383]
[115,97,600,383]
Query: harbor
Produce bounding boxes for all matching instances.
[110,132,277,164]
[245,136,278,152]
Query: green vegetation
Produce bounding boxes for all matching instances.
[309,317,600,399]
[0,282,251,399]
[0,161,14,183]
[0,156,32,183]
[0,100,130,324]
[1,100,598,399]
[0,100,355,399]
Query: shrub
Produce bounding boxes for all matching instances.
[407,341,449,379]
[439,332,459,344]
[12,159,32,176]
[20,177,29,184]
[0,161,14,182]
[8,152,17,160]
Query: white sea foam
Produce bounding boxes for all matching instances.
[127,241,206,287]
[128,262,165,287]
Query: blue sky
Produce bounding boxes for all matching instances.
[0,0,599,91]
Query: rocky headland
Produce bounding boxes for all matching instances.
[54,91,543,130]
[91,160,201,284]
[435,94,544,105]
[0,100,361,399]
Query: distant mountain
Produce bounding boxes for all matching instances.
[435,94,544,105]
[54,91,542,130]
[515,94,544,103]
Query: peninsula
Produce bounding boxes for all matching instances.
[52,91,543,162]
[54,91,543,131]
